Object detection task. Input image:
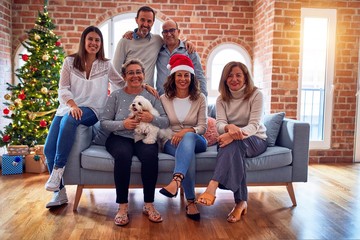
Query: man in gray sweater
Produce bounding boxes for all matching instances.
[113,6,162,88]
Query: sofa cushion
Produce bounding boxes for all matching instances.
[245,146,292,171]
[195,145,292,172]
[81,145,179,173]
[263,112,285,147]
[82,144,292,175]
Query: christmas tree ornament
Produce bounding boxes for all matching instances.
[41,87,49,94]
[42,53,49,61]
[22,54,29,61]
[3,108,10,115]
[39,120,47,127]
[34,33,41,41]
[9,105,15,111]
[18,92,26,100]
[2,135,11,142]
[14,99,22,105]
[4,94,11,100]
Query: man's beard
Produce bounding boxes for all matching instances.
[139,27,150,36]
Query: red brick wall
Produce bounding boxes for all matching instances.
[6,0,360,163]
[253,0,275,114]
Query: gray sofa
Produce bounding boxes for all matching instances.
[63,106,310,211]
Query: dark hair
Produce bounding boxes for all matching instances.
[136,6,156,21]
[163,73,200,101]
[121,59,145,77]
[218,61,257,102]
[70,26,107,71]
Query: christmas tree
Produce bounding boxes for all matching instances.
[0,0,65,147]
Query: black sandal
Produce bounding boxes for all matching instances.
[186,199,200,221]
[159,173,184,198]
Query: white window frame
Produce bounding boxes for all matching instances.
[99,13,163,59]
[354,42,360,162]
[206,43,252,105]
[298,8,337,149]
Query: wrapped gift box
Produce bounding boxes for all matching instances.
[2,154,23,175]
[25,154,48,173]
[7,145,29,156]
[34,145,44,155]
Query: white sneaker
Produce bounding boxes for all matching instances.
[46,187,68,208]
[45,167,65,191]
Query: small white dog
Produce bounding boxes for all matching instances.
[129,95,160,144]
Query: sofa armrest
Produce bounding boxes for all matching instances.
[63,124,93,185]
[276,118,310,182]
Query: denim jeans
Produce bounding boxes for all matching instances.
[44,107,98,189]
[163,132,207,200]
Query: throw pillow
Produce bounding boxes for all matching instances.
[263,112,285,147]
[203,117,219,146]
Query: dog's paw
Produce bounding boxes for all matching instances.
[142,138,156,144]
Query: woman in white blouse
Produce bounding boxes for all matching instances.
[43,26,155,209]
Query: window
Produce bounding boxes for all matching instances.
[206,44,252,105]
[298,8,336,149]
[0,47,26,133]
[99,13,163,59]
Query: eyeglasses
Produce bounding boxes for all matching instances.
[162,28,177,35]
[126,70,143,76]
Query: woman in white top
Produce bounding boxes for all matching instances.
[197,61,268,223]
[43,26,155,209]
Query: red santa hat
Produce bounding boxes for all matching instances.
[167,54,195,75]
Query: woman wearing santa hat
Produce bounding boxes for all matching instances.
[159,54,208,221]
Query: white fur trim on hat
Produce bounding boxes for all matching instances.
[170,65,195,75]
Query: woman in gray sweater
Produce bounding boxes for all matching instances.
[198,61,268,223]
[100,59,169,226]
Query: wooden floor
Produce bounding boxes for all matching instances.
[0,163,359,240]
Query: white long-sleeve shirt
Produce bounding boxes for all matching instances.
[56,56,125,117]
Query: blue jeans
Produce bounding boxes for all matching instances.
[44,107,98,189]
[163,132,207,200]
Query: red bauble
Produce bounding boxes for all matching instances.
[22,54,29,61]
[3,108,10,114]
[39,120,47,127]
[53,55,57,61]
[2,135,10,142]
[55,41,61,47]
[18,93,26,100]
